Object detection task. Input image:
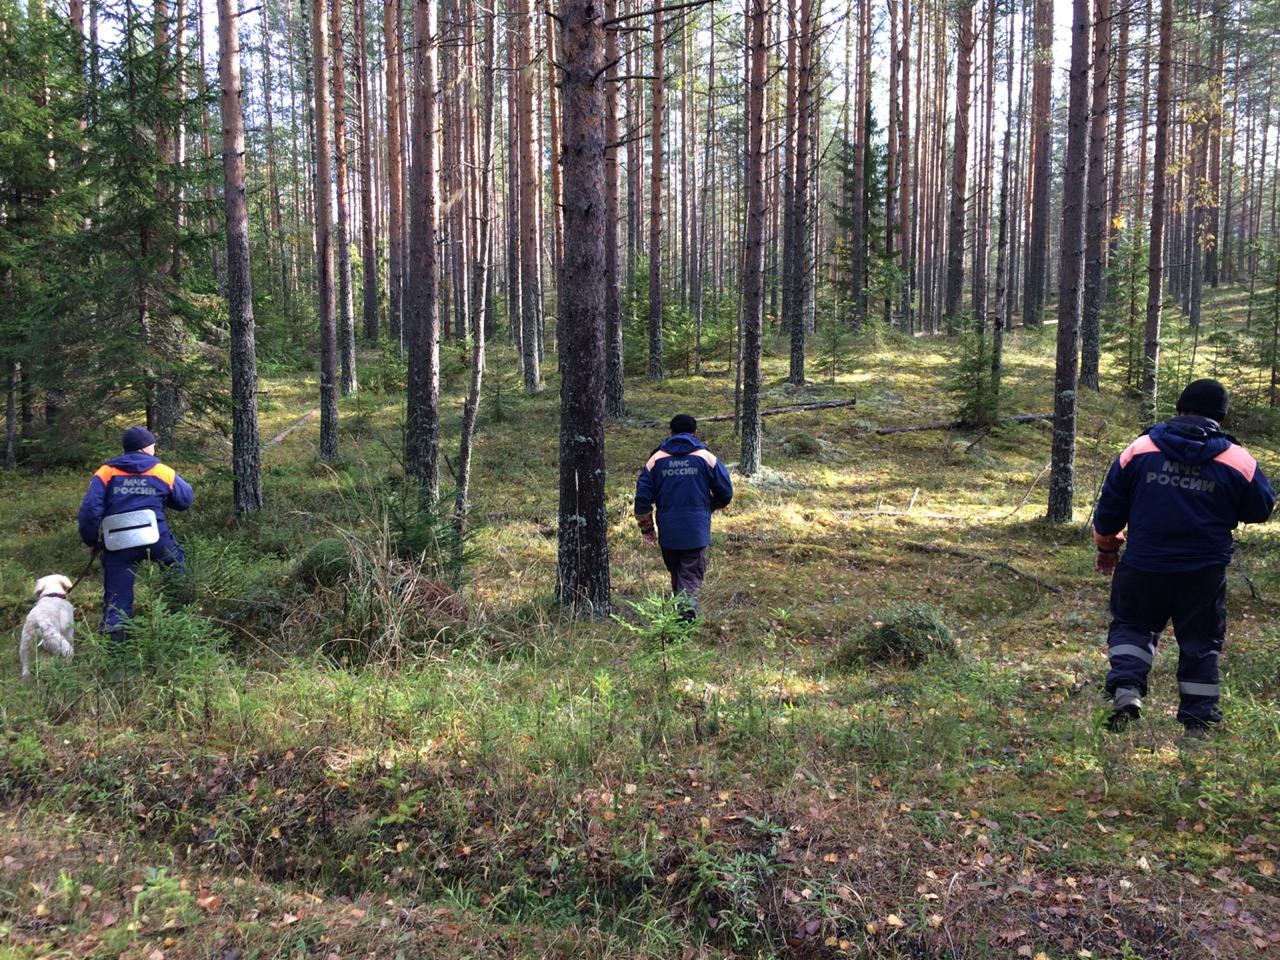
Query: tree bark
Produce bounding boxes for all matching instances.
[1022,0,1052,326]
[406,0,440,493]
[849,0,868,325]
[1048,0,1091,523]
[217,0,264,513]
[787,0,813,384]
[355,0,380,340]
[944,2,973,327]
[384,0,405,348]
[740,0,767,475]
[1080,0,1110,390]
[647,4,665,380]
[604,0,625,417]
[455,0,495,541]
[1108,0,1128,263]
[518,0,542,390]
[1141,0,1173,425]
[312,0,340,460]
[332,0,358,394]
[554,0,612,615]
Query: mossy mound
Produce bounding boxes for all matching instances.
[782,432,827,458]
[294,538,352,587]
[831,602,957,671]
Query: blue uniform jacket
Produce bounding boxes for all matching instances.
[1093,415,1275,572]
[635,433,734,550]
[77,451,194,547]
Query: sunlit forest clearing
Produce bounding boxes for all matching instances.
[5,0,1280,954]
[4,306,1280,958]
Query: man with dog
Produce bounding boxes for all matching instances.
[634,414,734,621]
[78,426,193,641]
[1093,379,1275,736]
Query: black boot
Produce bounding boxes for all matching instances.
[1106,687,1142,732]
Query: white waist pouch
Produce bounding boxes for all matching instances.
[101,509,160,551]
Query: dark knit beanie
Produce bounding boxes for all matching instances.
[121,425,156,452]
[1176,379,1229,423]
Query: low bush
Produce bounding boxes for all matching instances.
[830,602,957,671]
[295,538,352,587]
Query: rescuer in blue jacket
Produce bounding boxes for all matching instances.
[1093,380,1275,734]
[78,426,194,638]
[635,414,734,619]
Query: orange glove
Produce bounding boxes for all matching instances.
[1094,529,1125,576]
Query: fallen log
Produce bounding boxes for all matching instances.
[875,412,1052,435]
[264,408,319,450]
[904,540,1063,594]
[631,397,857,429]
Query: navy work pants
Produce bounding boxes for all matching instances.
[100,536,185,632]
[1105,563,1227,725]
[661,546,707,616]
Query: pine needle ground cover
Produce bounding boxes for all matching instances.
[2,314,1279,959]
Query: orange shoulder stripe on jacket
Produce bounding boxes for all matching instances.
[1118,435,1160,469]
[690,449,718,468]
[143,463,177,486]
[1213,444,1257,483]
[94,465,126,483]
[646,450,672,471]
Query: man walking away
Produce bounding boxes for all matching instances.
[1093,380,1275,735]
[635,414,734,620]
[78,426,194,642]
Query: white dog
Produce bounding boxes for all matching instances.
[19,575,75,679]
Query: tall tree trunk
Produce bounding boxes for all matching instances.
[406,0,440,491]
[456,0,495,539]
[647,5,665,380]
[1048,0,1091,522]
[332,0,358,393]
[1023,0,1053,326]
[1141,0,1173,425]
[355,0,379,339]
[884,0,898,326]
[944,1,973,327]
[787,0,813,384]
[849,0,868,325]
[1080,0,1110,390]
[604,0,625,417]
[505,4,523,361]
[554,0,612,615]
[547,12,565,312]
[384,0,405,347]
[992,0,1014,406]
[898,0,912,330]
[262,0,287,302]
[313,0,340,460]
[1108,0,1128,263]
[740,0,767,475]
[217,0,264,513]
[518,0,542,390]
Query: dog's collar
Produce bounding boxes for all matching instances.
[38,592,68,600]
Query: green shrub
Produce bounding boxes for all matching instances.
[830,602,957,671]
[295,538,352,586]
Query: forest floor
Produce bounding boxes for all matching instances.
[2,295,1280,959]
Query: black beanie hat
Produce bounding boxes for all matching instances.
[1176,379,1229,423]
[121,425,156,452]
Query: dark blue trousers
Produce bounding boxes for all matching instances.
[661,547,707,616]
[1105,563,1227,725]
[100,536,185,632]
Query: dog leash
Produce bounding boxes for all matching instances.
[65,547,100,597]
